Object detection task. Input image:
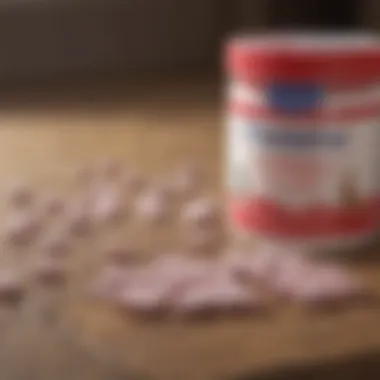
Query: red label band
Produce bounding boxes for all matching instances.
[226,45,380,85]
[229,197,379,237]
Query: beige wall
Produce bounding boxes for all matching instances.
[362,0,380,29]
[0,0,376,81]
[0,1,222,79]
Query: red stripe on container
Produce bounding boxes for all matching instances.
[226,43,380,85]
[229,197,379,237]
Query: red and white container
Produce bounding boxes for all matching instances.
[225,33,380,252]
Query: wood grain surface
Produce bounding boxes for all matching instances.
[0,76,379,380]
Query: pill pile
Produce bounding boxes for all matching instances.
[91,247,370,319]
[0,157,374,322]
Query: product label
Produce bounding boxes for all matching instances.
[229,82,380,121]
[226,116,378,237]
[267,83,323,113]
[249,126,344,148]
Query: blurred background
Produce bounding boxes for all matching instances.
[0,0,377,87]
[0,2,378,380]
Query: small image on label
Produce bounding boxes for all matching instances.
[267,83,323,113]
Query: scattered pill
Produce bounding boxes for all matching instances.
[7,181,34,207]
[40,230,71,258]
[65,201,91,236]
[135,191,168,223]
[34,258,67,285]
[182,198,219,227]
[104,245,141,265]
[122,170,145,193]
[270,258,315,296]
[4,212,40,245]
[44,194,65,216]
[151,255,212,287]
[0,271,24,303]
[288,266,367,306]
[117,285,171,317]
[174,277,262,317]
[185,229,222,254]
[168,171,197,196]
[92,185,124,223]
[218,249,249,280]
[115,259,196,316]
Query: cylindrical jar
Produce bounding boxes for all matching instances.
[225,33,380,252]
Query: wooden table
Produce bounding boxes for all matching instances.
[0,76,379,380]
